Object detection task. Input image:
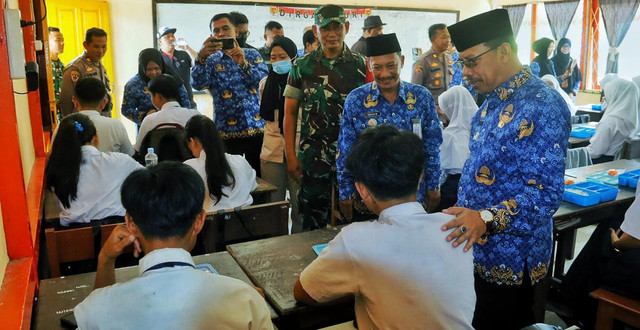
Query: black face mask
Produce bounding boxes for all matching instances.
[236,34,248,47]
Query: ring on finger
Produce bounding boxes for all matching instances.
[459,225,467,234]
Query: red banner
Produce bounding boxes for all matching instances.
[269,5,372,20]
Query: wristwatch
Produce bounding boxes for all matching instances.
[479,209,498,234]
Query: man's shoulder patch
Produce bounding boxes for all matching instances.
[71,71,80,83]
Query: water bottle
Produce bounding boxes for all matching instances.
[145,148,158,167]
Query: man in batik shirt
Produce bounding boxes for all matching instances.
[441,9,570,330]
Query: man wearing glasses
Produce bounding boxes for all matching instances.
[440,9,570,329]
[192,13,269,176]
[283,5,368,231]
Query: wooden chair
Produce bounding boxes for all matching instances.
[620,137,640,160]
[45,223,132,277]
[590,288,640,330]
[198,201,290,253]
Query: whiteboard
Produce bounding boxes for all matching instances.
[155,2,458,81]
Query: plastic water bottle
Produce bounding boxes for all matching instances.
[145,148,158,167]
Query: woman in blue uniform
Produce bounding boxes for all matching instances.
[122,48,191,129]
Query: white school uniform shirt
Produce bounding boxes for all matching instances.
[587,78,639,158]
[74,248,273,330]
[300,202,476,330]
[58,145,143,226]
[620,187,640,239]
[79,110,134,156]
[438,86,478,177]
[134,101,200,151]
[184,150,258,212]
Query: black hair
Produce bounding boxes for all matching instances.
[45,113,98,209]
[148,74,179,101]
[230,11,249,25]
[483,35,518,54]
[49,27,60,33]
[185,115,235,204]
[74,78,106,108]
[428,23,447,40]
[121,162,205,240]
[210,13,235,33]
[264,21,283,33]
[345,125,424,201]
[85,27,107,44]
[302,30,316,48]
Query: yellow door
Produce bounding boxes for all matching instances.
[46,0,115,115]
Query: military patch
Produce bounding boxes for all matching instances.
[448,59,453,64]
[415,65,423,73]
[434,80,441,86]
[432,53,437,58]
[431,62,438,67]
[71,71,80,83]
[434,72,442,78]
[86,66,94,72]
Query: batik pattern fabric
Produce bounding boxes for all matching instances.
[121,75,191,126]
[450,52,463,87]
[283,44,367,230]
[191,49,268,138]
[337,81,442,203]
[457,66,570,285]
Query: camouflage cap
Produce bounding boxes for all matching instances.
[314,5,346,27]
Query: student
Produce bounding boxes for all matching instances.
[586,78,638,163]
[73,162,273,329]
[122,48,191,128]
[294,125,475,329]
[541,74,576,116]
[551,38,582,98]
[437,85,478,211]
[184,115,257,212]
[133,74,200,153]
[530,37,556,78]
[45,114,143,227]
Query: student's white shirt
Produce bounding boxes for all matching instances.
[74,248,273,330]
[586,117,635,158]
[300,202,476,330]
[58,145,143,226]
[438,86,478,176]
[184,150,258,212]
[134,101,200,151]
[79,110,134,156]
[620,188,640,239]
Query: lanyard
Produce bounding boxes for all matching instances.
[142,261,194,275]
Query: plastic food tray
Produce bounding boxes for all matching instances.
[591,104,603,110]
[618,169,640,188]
[586,170,619,186]
[312,243,328,256]
[564,182,619,207]
[570,126,596,138]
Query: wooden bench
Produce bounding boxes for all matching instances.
[197,201,290,253]
[590,288,640,330]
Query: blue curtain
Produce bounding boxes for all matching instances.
[544,0,580,40]
[599,0,640,73]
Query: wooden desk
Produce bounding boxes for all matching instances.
[33,251,278,329]
[552,159,640,278]
[44,178,278,222]
[227,227,355,329]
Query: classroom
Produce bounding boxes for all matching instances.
[1,0,640,328]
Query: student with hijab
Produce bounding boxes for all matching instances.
[586,78,639,163]
[122,48,191,129]
[633,76,640,135]
[530,37,557,78]
[552,38,582,98]
[542,74,577,116]
[437,86,478,211]
[258,36,302,232]
[45,113,143,227]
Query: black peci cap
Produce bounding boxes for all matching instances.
[365,33,401,57]
[448,9,513,52]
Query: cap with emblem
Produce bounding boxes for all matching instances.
[362,15,386,30]
[365,33,401,57]
[448,9,513,53]
[314,5,346,27]
[157,26,177,39]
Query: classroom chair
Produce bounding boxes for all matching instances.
[590,288,640,330]
[135,123,193,165]
[197,200,290,253]
[619,138,640,160]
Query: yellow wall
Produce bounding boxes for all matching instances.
[0,203,8,283]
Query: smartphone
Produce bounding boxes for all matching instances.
[212,38,235,50]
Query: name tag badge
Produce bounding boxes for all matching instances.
[365,111,380,118]
[412,118,422,138]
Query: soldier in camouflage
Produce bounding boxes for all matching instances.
[283,4,368,231]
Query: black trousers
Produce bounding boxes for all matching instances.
[434,173,461,212]
[223,133,264,178]
[591,155,615,164]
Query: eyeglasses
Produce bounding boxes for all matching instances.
[454,46,499,70]
[238,31,250,38]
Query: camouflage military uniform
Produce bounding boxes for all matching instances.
[283,44,367,230]
[411,48,453,105]
[51,59,64,120]
[60,51,112,117]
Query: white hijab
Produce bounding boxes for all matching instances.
[633,76,640,134]
[438,86,478,171]
[601,78,639,133]
[542,74,577,116]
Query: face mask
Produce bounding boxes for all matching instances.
[272,59,292,74]
[236,35,248,47]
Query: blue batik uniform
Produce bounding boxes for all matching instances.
[191,49,268,138]
[450,52,463,87]
[122,75,191,126]
[458,66,570,285]
[337,81,442,203]
[530,60,557,78]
